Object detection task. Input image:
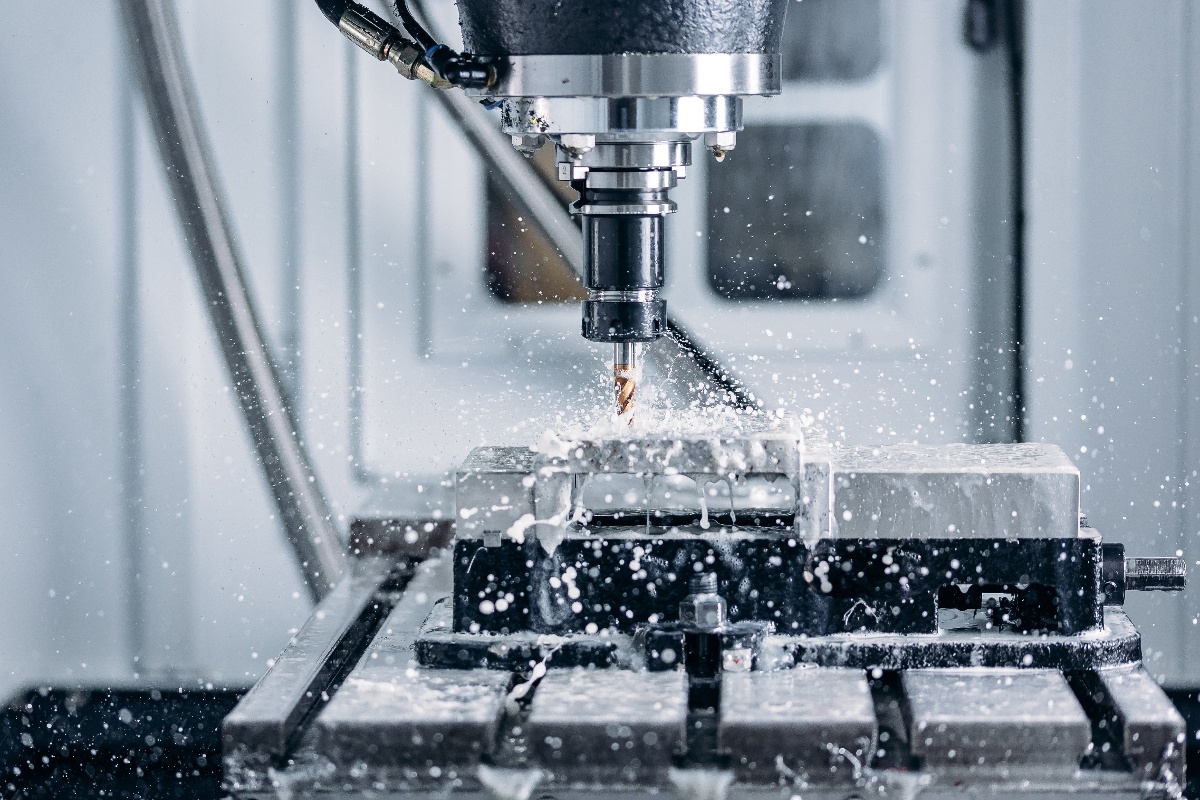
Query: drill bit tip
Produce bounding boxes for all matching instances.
[615,366,636,417]
[614,343,640,423]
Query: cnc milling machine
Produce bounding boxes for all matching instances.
[216,2,1191,798]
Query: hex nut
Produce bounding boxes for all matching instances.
[703,131,737,150]
[558,133,597,157]
[703,131,737,162]
[679,592,727,628]
[511,134,546,157]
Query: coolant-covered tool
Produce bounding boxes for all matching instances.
[614,342,640,420]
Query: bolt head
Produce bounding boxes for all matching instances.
[510,134,546,157]
[558,133,597,157]
[703,131,737,162]
[704,131,737,149]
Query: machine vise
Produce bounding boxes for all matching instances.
[224,424,1188,798]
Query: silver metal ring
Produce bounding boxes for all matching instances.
[472,53,782,99]
[573,202,678,216]
[562,141,693,170]
[591,289,660,303]
[501,96,741,136]
[584,170,677,191]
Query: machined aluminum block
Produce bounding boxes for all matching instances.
[533,416,810,479]
[829,443,1080,540]
[455,446,537,539]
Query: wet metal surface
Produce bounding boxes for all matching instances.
[527,668,688,783]
[904,669,1091,770]
[720,668,876,782]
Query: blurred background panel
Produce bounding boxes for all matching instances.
[705,123,886,301]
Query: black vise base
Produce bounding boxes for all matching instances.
[451,532,1104,637]
[415,606,1141,673]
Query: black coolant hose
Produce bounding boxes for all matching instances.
[388,1,492,87]
[315,0,351,24]
[389,0,438,51]
[314,0,493,88]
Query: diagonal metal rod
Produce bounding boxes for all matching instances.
[117,43,147,669]
[427,85,585,271]
[404,1,756,410]
[119,0,348,601]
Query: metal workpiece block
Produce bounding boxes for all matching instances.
[534,416,809,479]
[527,668,688,782]
[1097,667,1186,781]
[828,443,1080,540]
[315,666,512,768]
[454,423,828,546]
[794,454,832,542]
[456,446,536,539]
[533,469,574,542]
[904,669,1091,771]
[578,471,798,519]
[720,668,877,783]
